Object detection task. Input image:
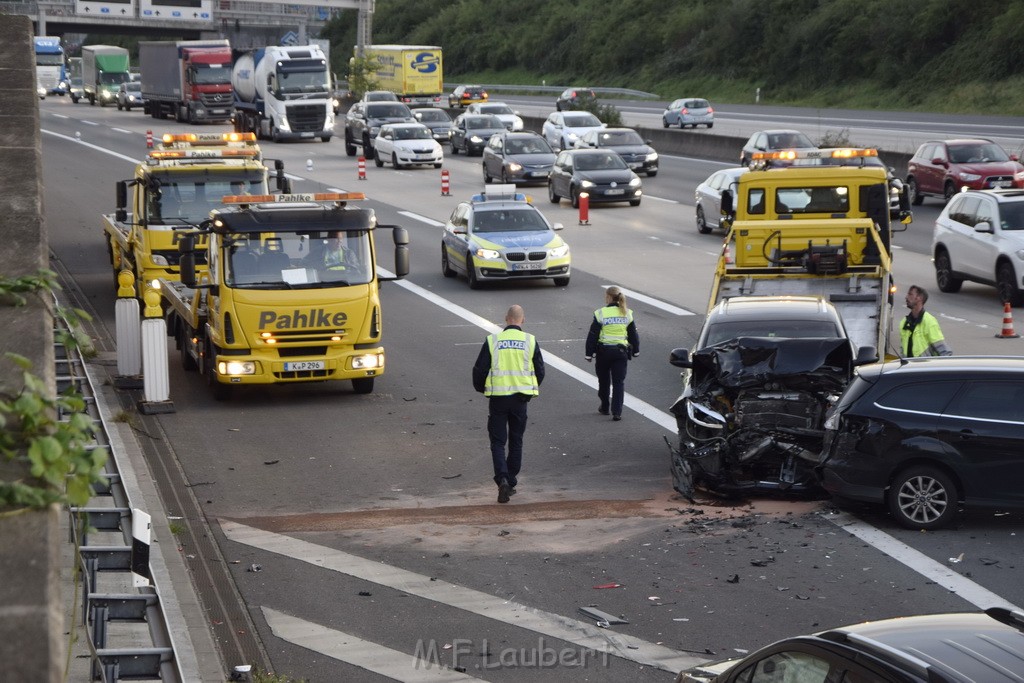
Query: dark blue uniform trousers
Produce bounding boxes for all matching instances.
[487,394,529,488]
[596,344,629,417]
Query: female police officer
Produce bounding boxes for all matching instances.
[585,286,639,421]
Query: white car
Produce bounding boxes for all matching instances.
[932,188,1024,306]
[466,102,524,131]
[542,111,605,151]
[695,167,747,234]
[372,123,444,169]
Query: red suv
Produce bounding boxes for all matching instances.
[905,138,1024,205]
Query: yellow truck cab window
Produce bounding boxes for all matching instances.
[226,231,373,288]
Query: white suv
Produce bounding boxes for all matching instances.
[932,189,1024,306]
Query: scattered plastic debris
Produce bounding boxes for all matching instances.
[949,553,964,564]
[263,460,279,466]
[593,583,623,589]
[358,591,372,597]
[247,563,262,572]
[579,607,628,625]
[441,473,462,480]
[980,558,1000,566]
[727,574,740,584]
[672,618,690,622]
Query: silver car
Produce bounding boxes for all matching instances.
[694,167,746,234]
[662,98,714,128]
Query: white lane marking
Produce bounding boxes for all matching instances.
[644,194,678,204]
[603,285,695,316]
[262,607,483,682]
[379,267,678,432]
[43,129,141,164]
[81,120,99,126]
[400,210,445,227]
[222,521,706,673]
[647,235,684,247]
[823,511,1021,611]
[112,127,133,134]
[51,113,69,119]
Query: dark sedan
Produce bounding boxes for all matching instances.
[482,131,556,185]
[413,107,455,144]
[547,148,642,208]
[450,114,507,156]
[575,127,658,176]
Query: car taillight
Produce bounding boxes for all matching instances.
[681,108,689,115]
[707,107,714,113]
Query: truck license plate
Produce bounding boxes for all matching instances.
[284,360,325,371]
[514,263,544,271]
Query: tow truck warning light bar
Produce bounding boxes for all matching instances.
[160,132,258,146]
[148,148,260,162]
[221,192,367,204]
[752,148,879,163]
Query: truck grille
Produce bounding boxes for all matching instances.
[287,103,327,133]
[199,92,232,107]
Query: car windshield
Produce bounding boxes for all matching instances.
[506,138,552,155]
[466,116,503,130]
[416,109,449,122]
[125,83,141,92]
[767,132,815,148]
[598,130,643,145]
[949,143,1011,164]
[366,92,396,101]
[481,105,513,115]
[575,152,627,171]
[147,172,269,225]
[704,322,841,347]
[393,126,431,140]
[472,208,549,233]
[368,104,411,118]
[563,113,601,127]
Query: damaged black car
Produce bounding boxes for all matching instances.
[668,337,861,500]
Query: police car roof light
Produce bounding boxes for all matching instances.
[471,184,527,203]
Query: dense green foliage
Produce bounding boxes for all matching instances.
[320,0,1024,114]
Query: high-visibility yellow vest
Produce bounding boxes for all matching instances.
[484,329,539,397]
[900,311,945,357]
[595,306,633,346]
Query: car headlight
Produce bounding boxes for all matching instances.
[567,132,579,141]
[580,180,595,188]
[629,177,642,187]
[219,360,256,375]
[1015,171,1024,182]
[513,117,524,130]
[151,255,169,266]
[469,135,483,143]
[958,172,981,182]
[1015,249,1024,261]
[508,162,523,172]
[352,353,384,369]
[548,244,569,258]
[474,247,501,260]
[646,152,659,161]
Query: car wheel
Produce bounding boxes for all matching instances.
[629,198,641,207]
[706,123,714,129]
[483,163,492,184]
[996,261,1024,306]
[441,246,456,278]
[116,101,123,111]
[392,152,402,169]
[206,344,233,401]
[696,206,713,234]
[943,181,958,203]
[888,466,958,530]
[571,187,580,209]
[662,117,669,129]
[548,181,560,204]
[450,141,459,155]
[180,327,198,372]
[363,134,373,156]
[934,248,962,293]
[466,256,482,290]
[907,177,923,205]
[345,134,356,157]
[374,150,384,167]
[553,276,570,287]
[434,162,442,169]
[351,377,375,394]
[647,170,658,178]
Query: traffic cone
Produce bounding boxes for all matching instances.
[995,301,1020,339]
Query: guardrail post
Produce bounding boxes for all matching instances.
[114,270,143,389]
[137,287,175,414]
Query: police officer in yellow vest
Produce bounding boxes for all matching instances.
[585,286,640,421]
[900,284,952,357]
[473,305,545,504]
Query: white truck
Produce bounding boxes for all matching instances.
[231,45,335,143]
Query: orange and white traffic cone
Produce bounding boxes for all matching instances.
[995,301,1020,339]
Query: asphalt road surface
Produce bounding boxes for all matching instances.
[41,98,1024,682]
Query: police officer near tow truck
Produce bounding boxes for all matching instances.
[473,305,545,504]
[585,286,640,421]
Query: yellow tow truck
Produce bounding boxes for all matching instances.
[161,192,409,399]
[712,147,911,355]
[102,132,289,294]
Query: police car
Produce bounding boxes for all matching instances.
[441,185,571,288]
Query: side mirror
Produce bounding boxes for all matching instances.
[721,190,734,214]
[115,180,128,222]
[854,345,878,366]
[669,347,692,368]
[974,220,994,234]
[552,222,564,231]
[393,226,410,278]
[178,234,197,287]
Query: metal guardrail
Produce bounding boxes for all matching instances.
[442,83,661,99]
[56,300,184,683]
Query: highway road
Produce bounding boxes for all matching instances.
[40,98,1024,682]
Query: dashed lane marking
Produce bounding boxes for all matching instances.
[222,521,707,674]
